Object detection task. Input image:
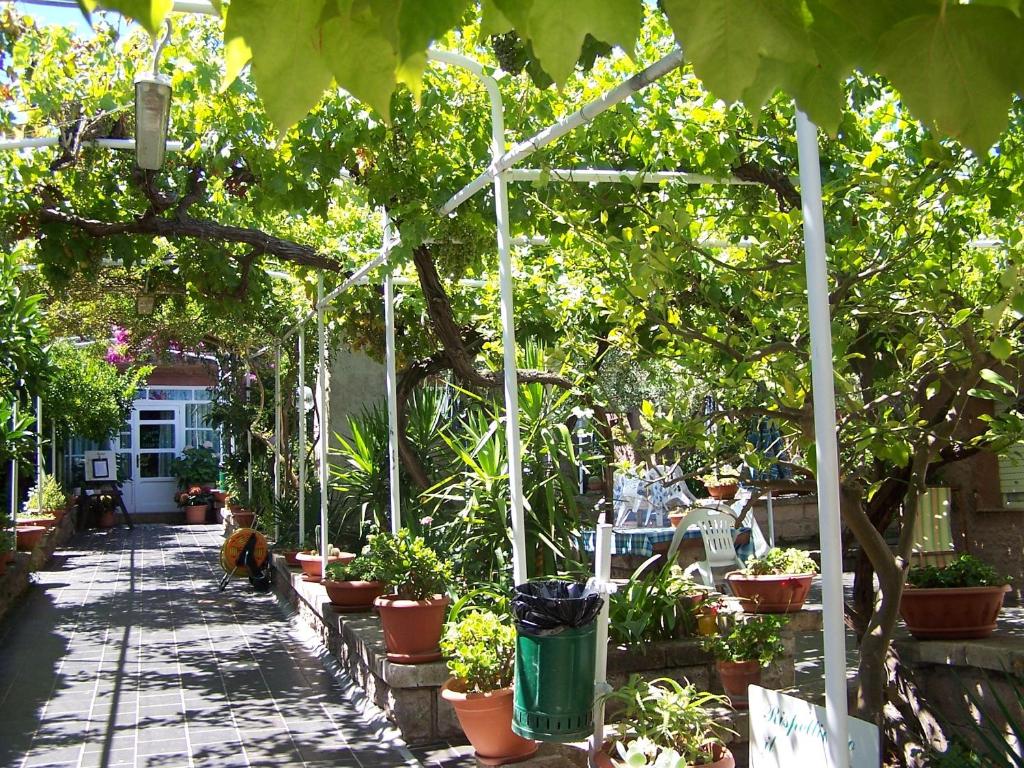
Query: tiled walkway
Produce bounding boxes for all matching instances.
[0,525,416,768]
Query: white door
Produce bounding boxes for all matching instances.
[132,403,183,514]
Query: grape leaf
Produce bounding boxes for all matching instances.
[875,5,1024,154]
[395,0,470,100]
[493,0,641,87]
[662,0,816,104]
[479,0,513,39]
[223,0,334,135]
[80,0,172,35]
[321,1,398,121]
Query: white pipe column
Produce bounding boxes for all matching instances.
[590,518,614,757]
[382,214,402,535]
[297,328,307,547]
[35,396,43,486]
[316,275,330,575]
[246,429,253,502]
[767,489,776,548]
[795,109,849,768]
[9,399,18,527]
[273,344,282,540]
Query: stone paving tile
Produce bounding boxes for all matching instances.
[0,524,419,768]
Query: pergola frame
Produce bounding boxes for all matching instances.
[0,10,852,764]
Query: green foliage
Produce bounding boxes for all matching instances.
[324,556,378,582]
[43,341,150,442]
[906,554,1009,589]
[170,446,219,488]
[365,527,452,600]
[0,254,48,395]
[700,465,740,488]
[602,675,731,765]
[177,486,211,506]
[23,475,65,514]
[744,547,818,576]
[702,614,787,666]
[609,558,702,647]
[0,400,35,465]
[439,610,516,693]
[959,670,1024,768]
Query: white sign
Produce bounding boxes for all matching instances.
[749,686,879,768]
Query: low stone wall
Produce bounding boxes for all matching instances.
[747,495,820,545]
[272,553,820,752]
[0,503,79,624]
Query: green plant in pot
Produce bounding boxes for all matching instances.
[726,548,818,614]
[322,556,386,611]
[900,554,1011,640]
[170,446,219,490]
[22,475,67,525]
[294,526,354,583]
[610,560,703,646]
[703,614,786,709]
[440,611,537,765]
[599,675,735,767]
[701,465,740,500]
[369,528,453,664]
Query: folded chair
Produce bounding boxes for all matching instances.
[678,508,744,589]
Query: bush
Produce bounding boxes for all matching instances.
[366,528,452,600]
[440,611,516,693]
[23,475,65,514]
[744,547,818,576]
[610,560,703,646]
[324,557,378,582]
[906,554,1009,589]
[170,446,219,489]
[702,614,787,665]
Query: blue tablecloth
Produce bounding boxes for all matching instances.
[579,525,753,559]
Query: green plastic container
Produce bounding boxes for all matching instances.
[512,623,597,742]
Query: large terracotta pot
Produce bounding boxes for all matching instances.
[97,509,116,528]
[20,517,57,530]
[441,679,537,766]
[593,743,735,768]
[16,525,47,552]
[323,579,387,611]
[707,484,738,500]
[726,572,814,613]
[294,551,353,582]
[900,584,1010,640]
[232,508,255,528]
[280,549,300,567]
[716,659,761,709]
[211,489,229,503]
[374,595,450,663]
[184,504,208,525]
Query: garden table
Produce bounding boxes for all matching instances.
[579,525,752,558]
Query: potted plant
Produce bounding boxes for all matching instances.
[323,556,386,611]
[170,446,219,490]
[177,485,211,525]
[16,522,48,550]
[703,614,786,709]
[370,528,453,663]
[900,554,1011,640]
[598,675,734,767]
[725,548,818,613]
[294,527,354,582]
[440,610,537,765]
[23,476,67,523]
[95,492,116,528]
[701,466,740,500]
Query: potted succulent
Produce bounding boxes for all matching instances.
[900,554,1010,640]
[440,611,537,765]
[323,556,386,611]
[294,527,354,582]
[598,675,734,767]
[703,614,787,709]
[370,528,453,663]
[701,466,740,500]
[178,486,211,525]
[726,548,818,613]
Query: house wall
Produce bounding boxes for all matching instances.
[326,347,385,442]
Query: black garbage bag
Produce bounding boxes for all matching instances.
[512,580,603,636]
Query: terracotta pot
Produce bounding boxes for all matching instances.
[726,572,814,613]
[899,584,1009,640]
[716,659,761,709]
[182,504,206,525]
[707,483,738,500]
[19,517,57,529]
[16,525,47,551]
[211,489,229,503]
[294,551,354,582]
[593,743,734,768]
[668,510,686,528]
[280,549,300,567]
[374,595,450,663]
[323,579,387,611]
[232,509,255,528]
[441,679,537,765]
[97,509,116,528]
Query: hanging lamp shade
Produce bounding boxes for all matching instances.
[134,73,172,170]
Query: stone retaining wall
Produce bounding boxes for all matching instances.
[0,503,78,624]
[272,553,821,750]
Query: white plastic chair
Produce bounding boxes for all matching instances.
[722,487,771,559]
[613,476,651,528]
[679,507,744,588]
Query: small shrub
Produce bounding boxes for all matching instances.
[702,614,787,665]
[23,475,66,514]
[324,557,378,582]
[744,547,818,576]
[170,446,219,488]
[610,560,703,646]
[906,554,1009,589]
[366,528,452,600]
[440,611,515,693]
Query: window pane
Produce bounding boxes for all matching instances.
[148,388,191,401]
[193,388,213,400]
[140,424,175,449]
[186,430,220,452]
[186,402,213,429]
[139,410,175,421]
[139,453,174,478]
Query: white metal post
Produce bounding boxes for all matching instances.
[246,429,253,502]
[273,344,282,540]
[298,328,307,547]
[795,109,849,768]
[590,518,614,758]
[766,489,776,548]
[316,275,330,575]
[35,396,43,486]
[382,213,402,536]
[9,399,18,527]
[50,421,56,484]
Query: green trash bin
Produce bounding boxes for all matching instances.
[512,622,597,742]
